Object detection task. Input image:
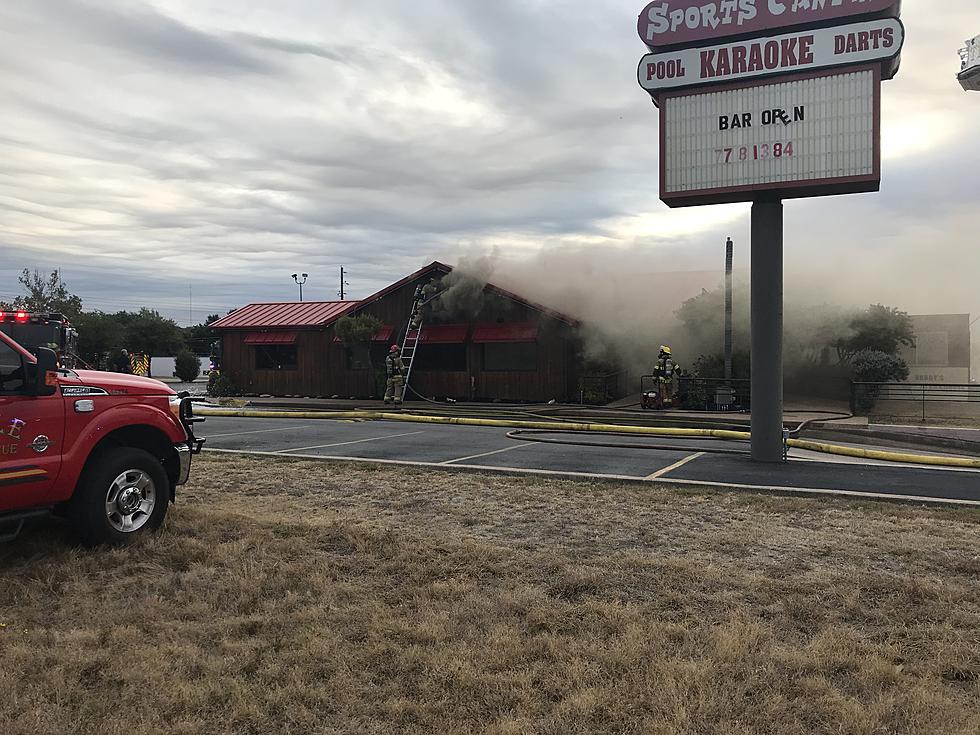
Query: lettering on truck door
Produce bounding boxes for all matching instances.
[0,340,65,512]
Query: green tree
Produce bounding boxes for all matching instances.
[183,314,221,356]
[836,304,915,362]
[123,309,185,374]
[850,349,911,413]
[334,314,384,393]
[3,268,83,320]
[74,311,125,365]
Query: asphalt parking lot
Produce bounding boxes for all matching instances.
[200,415,980,506]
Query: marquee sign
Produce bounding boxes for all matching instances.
[659,67,880,207]
[638,0,902,50]
[639,17,902,97]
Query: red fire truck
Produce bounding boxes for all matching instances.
[0,329,204,545]
[0,310,80,368]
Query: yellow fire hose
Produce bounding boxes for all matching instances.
[196,407,980,470]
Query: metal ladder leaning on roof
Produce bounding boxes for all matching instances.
[399,283,441,398]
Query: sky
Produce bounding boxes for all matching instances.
[0,1,978,337]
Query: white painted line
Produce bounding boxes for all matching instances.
[441,443,530,465]
[206,425,312,439]
[872,423,980,433]
[646,452,706,479]
[278,431,427,453]
[203,448,980,507]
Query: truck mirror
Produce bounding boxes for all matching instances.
[30,347,59,397]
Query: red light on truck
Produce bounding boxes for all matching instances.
[15,311,28,322]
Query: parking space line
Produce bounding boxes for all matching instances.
[206,425,312,439]
[440,443,530,465]
[646,452,706,479]
[278,431,427,453]
[203,448,980,507]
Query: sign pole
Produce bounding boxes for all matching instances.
[750,198,784,463]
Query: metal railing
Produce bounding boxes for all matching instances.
[580,370,632,405]
[851,382,980,420]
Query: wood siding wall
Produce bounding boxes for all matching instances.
[217,274,582,402]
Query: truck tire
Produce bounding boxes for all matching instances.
[70,447,170,546]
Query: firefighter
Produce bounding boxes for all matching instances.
[652,345,682,409]
[384,344,406,405]
[410,278,441,330]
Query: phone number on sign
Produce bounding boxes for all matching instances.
[715,143,794,163]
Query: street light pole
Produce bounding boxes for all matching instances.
[291,273,308,302]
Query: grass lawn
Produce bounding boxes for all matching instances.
[1,454,979,734]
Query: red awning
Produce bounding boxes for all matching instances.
[332,325,394,344]
[472,323,539,343]
[244,332,298,345]
[409,324,469,343]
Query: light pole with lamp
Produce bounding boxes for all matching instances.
[291,273,308,302]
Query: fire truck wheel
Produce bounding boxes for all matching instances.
[71,447,170,546]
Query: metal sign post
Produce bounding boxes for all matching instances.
[635,0,902,463]
[750,199,783,462]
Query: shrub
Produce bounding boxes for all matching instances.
[174,350,201,382]
[207,370,240,397]
[850,350,909,413]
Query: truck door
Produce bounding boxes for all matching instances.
[0,339,65,512]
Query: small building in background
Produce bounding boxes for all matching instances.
[210,262,583,402]
[899,314,972,384]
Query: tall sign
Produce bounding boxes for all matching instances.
[634,0,903,461]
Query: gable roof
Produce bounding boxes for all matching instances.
[211,261,580,331]
[211,300,359,330]
[355,261,580,327]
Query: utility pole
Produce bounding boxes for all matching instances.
[291,273,308,302]
[724,237,734,384]
[338,267,350,300]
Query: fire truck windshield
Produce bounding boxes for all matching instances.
[0,321,61,350]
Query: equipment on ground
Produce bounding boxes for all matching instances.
[0,311,80,368]
[959,35,980,91]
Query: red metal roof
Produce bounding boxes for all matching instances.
[212,301,359,330]
[332,325,394,344]
[244,332,298,345]
[409,324,469,343]
[472,323,539,343]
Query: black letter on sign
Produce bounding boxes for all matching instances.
[719,116,729,131]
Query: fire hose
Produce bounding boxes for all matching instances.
[195,407,980,470]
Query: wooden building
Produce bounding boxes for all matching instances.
[210,262,583,402]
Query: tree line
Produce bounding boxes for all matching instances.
[1,268,222,378]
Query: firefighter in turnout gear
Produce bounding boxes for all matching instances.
[651,345,681,410]
[384,344,406,405]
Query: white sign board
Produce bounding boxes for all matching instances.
[660,67,880,207]
[639,18,902,96]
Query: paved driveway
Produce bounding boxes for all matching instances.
[200,416,980,506]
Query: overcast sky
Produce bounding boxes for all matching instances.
[1,1,977,328]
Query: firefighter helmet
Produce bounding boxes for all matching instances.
[659,345,672,356]
[390,344,400,352]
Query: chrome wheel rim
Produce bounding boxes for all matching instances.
[105,469,156,533]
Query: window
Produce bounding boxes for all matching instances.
[483,343,537,372]
[255,345,298,371]
[0,342,26,393]
[413,344,467,372]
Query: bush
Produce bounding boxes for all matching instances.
[851,350,909,384]
[174,350,201,382]
[207,371,241,397]
[850,350,909,414]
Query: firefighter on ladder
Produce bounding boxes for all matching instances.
[384,344,406,406]
[651,345,681,410]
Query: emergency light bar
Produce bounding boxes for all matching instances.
[0,311,69,325]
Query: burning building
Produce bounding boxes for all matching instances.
[210,262,584,402]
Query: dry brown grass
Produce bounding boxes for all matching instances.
[1,454,979,735]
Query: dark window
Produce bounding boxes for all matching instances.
[483,343,537,372]
[413,344,467,372]
[255,345,298,371]
[0,342,26,393]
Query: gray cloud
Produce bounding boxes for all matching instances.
[0,0,976,358]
